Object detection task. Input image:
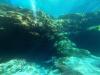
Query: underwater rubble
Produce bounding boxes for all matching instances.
[0,4,100,75]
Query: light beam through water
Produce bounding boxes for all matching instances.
[30,0,37,17]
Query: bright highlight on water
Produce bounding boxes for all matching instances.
[30,0,37,17]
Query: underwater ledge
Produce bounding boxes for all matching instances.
[0,4,100,75]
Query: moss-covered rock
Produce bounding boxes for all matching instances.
[0,4,100,75]
[0,4,61,62]
[1,4,100,61]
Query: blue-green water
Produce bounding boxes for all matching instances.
[0,0,100,75]
[1,0,100,17]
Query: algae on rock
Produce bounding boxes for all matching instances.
[0,4,100,75]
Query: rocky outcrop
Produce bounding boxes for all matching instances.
[0,4,100,61]
[0,4,62,62]
[0,4,100,75]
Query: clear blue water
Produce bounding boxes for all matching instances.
[0,0,100,75]
[1,0,100,17]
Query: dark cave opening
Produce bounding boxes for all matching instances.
[0,25,58,64]
[69,30,100,56]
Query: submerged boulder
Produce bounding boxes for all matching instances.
[0,4,62,62]
[59,12,100,56]
[0,4,100,75]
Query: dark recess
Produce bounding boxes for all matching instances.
[0,24,58,64]
[69,30,100,56]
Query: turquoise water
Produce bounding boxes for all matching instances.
[1,0,100,17]
[0,0,100,75]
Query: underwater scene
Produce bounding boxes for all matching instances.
[0,0,100,75]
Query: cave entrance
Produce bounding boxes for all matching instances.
[69,30,100,56]
[0,25,58,64]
